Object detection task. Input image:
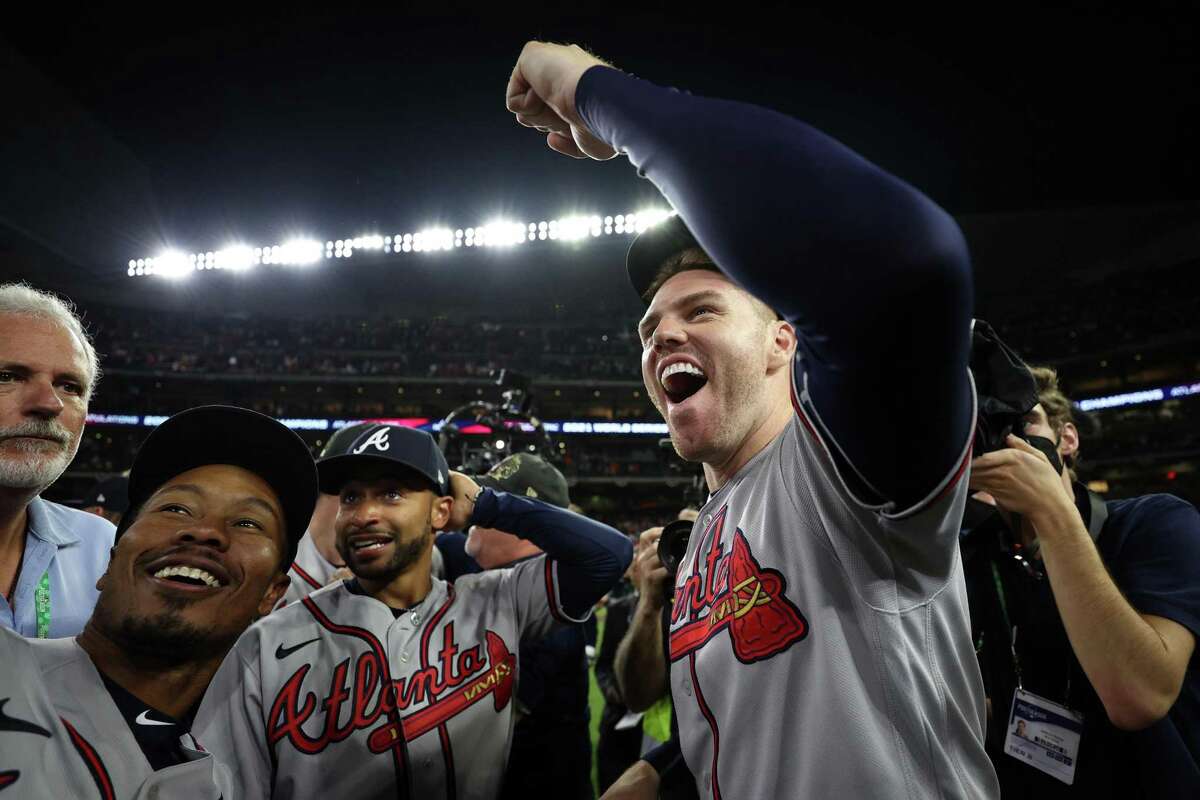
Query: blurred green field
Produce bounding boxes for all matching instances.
[588,607,608,796]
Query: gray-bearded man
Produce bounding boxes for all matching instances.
[1,282,114,638]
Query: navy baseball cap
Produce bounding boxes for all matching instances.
[318,422,374,460]
[316,424,451,496]
[118,406,319,566]
[626,213,704,303]
[476,454,569,508]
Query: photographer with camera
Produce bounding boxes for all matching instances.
[965,347,1200,798]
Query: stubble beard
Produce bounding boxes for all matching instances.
[89,590,242,667]
[0,422,78,491]
[343,525,433,583]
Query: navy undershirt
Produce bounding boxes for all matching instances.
[98,672,194,772]
[468,489,632,618]
[576,67,975,510]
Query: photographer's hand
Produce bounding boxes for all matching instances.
[969,434,1076,539]
[633,527,670,611]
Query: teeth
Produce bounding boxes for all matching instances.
[353,540,388,551]
[659,361,706,387]
[153,565,221,588]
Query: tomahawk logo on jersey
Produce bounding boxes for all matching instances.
[668,506,808,665]
[195,552,583,800]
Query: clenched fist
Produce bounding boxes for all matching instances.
[506,41,618,160]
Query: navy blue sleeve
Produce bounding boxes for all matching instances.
[433,532,483,582]
[469,488,633,618]
[576,67,975,511]
[1105,495,1200,640]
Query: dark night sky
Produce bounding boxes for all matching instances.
[2,2,1198,298]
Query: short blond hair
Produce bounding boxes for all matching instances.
[1029,365,1079,474]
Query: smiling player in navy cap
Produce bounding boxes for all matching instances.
[0,405,317,798]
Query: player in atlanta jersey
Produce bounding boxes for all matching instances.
[194,424,632,800]
[0,405,318,799]
[506,44,999,799]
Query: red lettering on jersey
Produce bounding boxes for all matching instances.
[668,507,809,665]
[267,627,514,756]
[267,664,319,752]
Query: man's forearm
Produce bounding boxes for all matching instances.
[470,489,633,616]
[614,598,668,712]
[1034,505,1185,729]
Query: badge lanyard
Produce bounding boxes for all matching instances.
[35,570,51,638]
[991,561,1073,704]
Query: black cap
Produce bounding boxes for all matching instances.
[80,474,130,514]
[317,424,450,496]
[120,406,319,566]
[626,213,702,303]
[476,454,569,508]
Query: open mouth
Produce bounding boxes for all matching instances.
[151,565,224,589]
[349,535,392,554]
[660,361,709,405]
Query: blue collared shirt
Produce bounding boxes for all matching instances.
[0,496,115,638]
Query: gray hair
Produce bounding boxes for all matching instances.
[0,282,101,400]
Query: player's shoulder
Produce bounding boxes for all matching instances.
[18,634,90,678]
[245,582,347,648]
[453,556,545,595]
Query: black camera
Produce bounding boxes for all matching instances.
[657,518,694,578]
[970,319,1038,456]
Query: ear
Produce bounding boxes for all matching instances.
[766,320,797,373]
[96,547,117,591]
[430,494,453,531]
[1058,422,1080,461]
[256,572,292,617]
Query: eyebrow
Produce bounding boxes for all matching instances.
[637,289,727,340]
[155,483,282,522]
[0,362,89,392]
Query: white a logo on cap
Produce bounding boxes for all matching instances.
[354,428,391,454]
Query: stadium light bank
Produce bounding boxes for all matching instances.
[127,209,675,279]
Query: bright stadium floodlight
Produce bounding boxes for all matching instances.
[126,206,675,278]
[215,245,255,271]
[153,250,192,279]
[557,216,591,241]
[279,239,323,265]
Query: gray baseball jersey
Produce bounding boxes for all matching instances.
[0,625,232,799]
[195,555,582,799]
[281,532,444,608]
[666,380,999,799]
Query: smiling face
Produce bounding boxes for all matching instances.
[90,464,290,661]
[0,314,91,491]
[334,466,451,583]
[638,269,794,465]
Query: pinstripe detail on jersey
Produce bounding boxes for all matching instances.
[300,597,411,800]
[688,655,722,800]
[419,587,458,800]
[291,563,322,590]
[62,717,115,800]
